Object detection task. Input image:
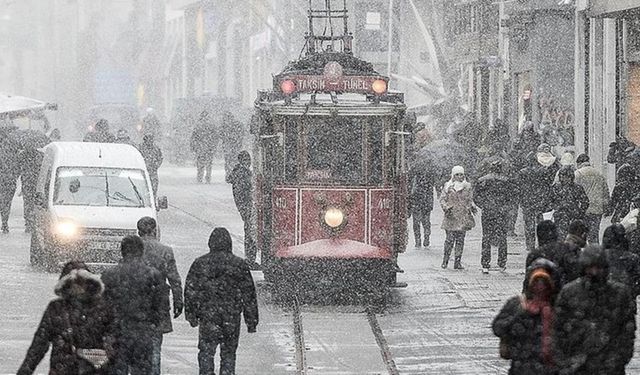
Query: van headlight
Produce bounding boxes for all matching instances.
[324,207,345,228]
[54,220,79,239]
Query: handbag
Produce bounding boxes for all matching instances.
[499,337,511,359]
[63,311,110,370]
[462,209,476,231]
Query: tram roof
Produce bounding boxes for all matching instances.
[255,92,405,117]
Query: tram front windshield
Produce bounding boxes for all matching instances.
[293,117,383,185]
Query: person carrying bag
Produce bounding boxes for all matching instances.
[18,261,117,375]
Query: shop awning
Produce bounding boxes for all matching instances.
[0,93,57,120]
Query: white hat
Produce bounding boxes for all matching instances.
[451,165,465,177]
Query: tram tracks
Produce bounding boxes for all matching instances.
[291,297,399,375]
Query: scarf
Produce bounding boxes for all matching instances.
[522,297,554,366]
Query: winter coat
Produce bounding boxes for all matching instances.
[518,164,554,212]
[141,236,183,334]
[83,130,115,143]
[139,142,163,175]
[101,258,164,331]
[574,162,610,215]
[474,173,515,215]
[475,152,513,180]
[184,250,258,330]
[554,276,636,374]
[408,165,435,214]
[18,270,117,375]
[19,149,45,197]
[550,182,589,224]
[493,259,561,375]
[190,120,218,157]
[228,164,253,214]
[439,181,475,232]
[608,165,640,223]
[606,247,640,297]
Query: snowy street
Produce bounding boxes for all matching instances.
[0,163,637,374]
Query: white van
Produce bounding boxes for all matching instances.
[30,142,167,269]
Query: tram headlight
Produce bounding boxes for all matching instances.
[372,79,387,95]
[54,220,79,239]
[280,79,296,95]
[324,207,344,228]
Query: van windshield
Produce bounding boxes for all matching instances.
[53,167,151,207]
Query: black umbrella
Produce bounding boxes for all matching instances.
[415,138,477,186]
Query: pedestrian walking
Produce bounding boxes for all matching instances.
[139,134,163,197]
[518,149,558,251]
[573,154,610,243]
[0,132,20,233]
[19,146,46,233]
[439,165,476,269]
[101,235,164,374]
[608,163,640,224]
[18,261,117,375]
[559,220,589,284]
[227,151,259,269]
[142,108,162,141]
[83,119,116,143]
[554,245,637,375]
[184,227,259,375]
[221,111,245,181]
[474,160,515,272]
[190,111,218,184]
[550,166,589,239]
[603,224,640,297]
[492,258,561,375]
[408,160,436,248]
[510,122,541,173]
[138,217,183,375]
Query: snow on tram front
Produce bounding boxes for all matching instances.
[251,2,413,292]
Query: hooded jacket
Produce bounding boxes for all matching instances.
[493,259,561,375]
[554,245,636,375]
[184,228,259,331]
[18,269,117,375]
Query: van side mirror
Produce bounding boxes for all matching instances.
[34,192,46,208]
[157,196,168,210]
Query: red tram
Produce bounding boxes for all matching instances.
[252,3,413,291]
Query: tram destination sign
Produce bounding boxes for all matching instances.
[281,75,386,94]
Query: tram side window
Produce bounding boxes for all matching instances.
[367,119,383,185]
[284,120,298,181]
[304,119,363,184]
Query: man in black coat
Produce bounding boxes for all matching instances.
[19,147,46,233]
[139,134,164,197]
[227,151,259,269]
[185,227,259,375]
[190,111,217,184]
[0,130,20,233]
[408,161,436,247]
[474,160,514,272]
[550,166,589,239]
[518,152,556,251]
[138,217,183,375]
[554,245,636,375]
[101,235,164,374]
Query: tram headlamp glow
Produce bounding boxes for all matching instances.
[54,220,79,239]
[372,79,387,95]
[280,79,296,95]
[324,208,344,228]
